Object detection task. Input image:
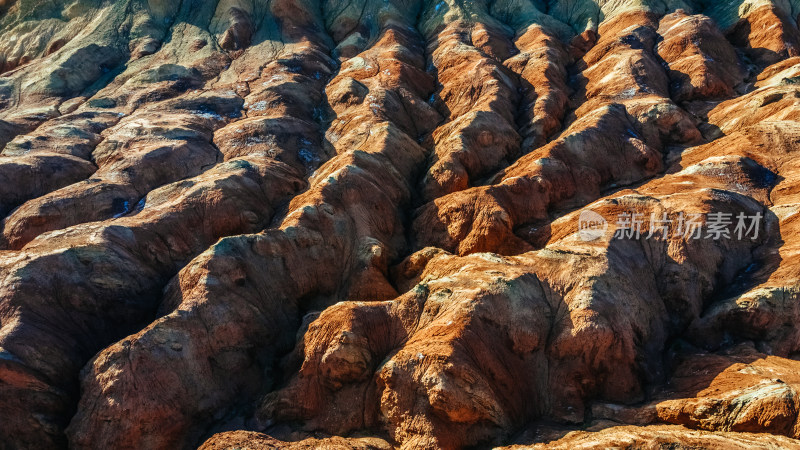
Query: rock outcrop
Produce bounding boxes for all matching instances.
[1,0,800,449]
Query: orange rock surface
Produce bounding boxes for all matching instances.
[1,0,800,449]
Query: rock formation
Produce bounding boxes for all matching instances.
[1,0,800,448]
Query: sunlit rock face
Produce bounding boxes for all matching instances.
[1,0,800,448]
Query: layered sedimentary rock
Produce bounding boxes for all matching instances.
[2,0,800,449]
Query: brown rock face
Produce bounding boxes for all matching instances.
[2,0,800,449]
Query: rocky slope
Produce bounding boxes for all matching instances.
[1,0,800,448]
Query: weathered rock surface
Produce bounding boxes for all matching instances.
[199,431,393,450]
[503,424,800,449]
[1,0,800,449]
[655,344,800,436]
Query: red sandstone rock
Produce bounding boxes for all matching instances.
[657,10,745,101]
[503,424,800,449]
[654,346,800,437]
[199,431,392,449]
[1,0,800,449]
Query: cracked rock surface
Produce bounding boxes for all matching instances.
[1,0,800,448]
